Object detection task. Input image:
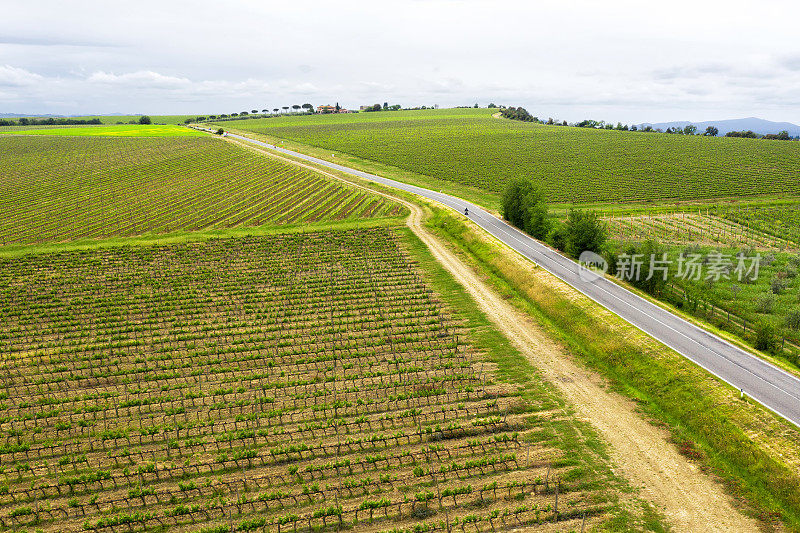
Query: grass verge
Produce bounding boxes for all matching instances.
[0,124,202,137]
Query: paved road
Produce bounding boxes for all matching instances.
[227,131,800,427]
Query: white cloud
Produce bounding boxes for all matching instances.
[87,70,191,88]
[0,65,44,87]
[1,0,799,122]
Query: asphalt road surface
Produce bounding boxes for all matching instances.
[227,131,800,428]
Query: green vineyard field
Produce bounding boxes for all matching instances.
[721,204,800,246]
[606,212,798,251]
[0,115,200,127]
[0,125,204,137]
[216,109,800,204]
[0,135,404,247]
[0,228,612,532]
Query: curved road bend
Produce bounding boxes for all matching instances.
[226,131,800,427]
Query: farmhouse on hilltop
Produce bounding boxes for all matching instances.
[316,104,351,114]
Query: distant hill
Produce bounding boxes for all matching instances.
[637,117,800,137]
[0,113,63,118]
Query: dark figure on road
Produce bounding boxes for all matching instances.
[464,207,469,216]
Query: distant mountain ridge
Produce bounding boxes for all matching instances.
[0,113,62,118]
[637,117,800,137]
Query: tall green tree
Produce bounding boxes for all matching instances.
[501,178,551,240]
[501,179,527,229]
[563,209,607,258]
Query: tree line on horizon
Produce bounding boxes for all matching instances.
[186,104,316,123]
[500,106,798,141]
[0,117,103,127]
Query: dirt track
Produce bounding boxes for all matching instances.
[237,139,760,532]
[404,204,759,532]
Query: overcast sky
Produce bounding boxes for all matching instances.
[2,0,799,123]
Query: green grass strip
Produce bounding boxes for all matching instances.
[0,124,203,137]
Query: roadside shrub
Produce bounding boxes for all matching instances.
[546,223,567,251]
[754,322,778,353]
[215,128,224,135]
[602,243,619,278]
[563,209,607,258]
[138,115,152,125]
[501,180,525,228]
[616,240,668,295]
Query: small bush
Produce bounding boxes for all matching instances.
[546,223,567,251]
[771,277,788,295]
[621,240,668,295]
[755,322,778,353]
[786,309,800,330]
[756,295,774,314]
